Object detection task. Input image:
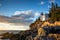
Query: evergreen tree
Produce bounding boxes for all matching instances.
[49,3,60,21]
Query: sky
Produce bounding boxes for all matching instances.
[0,0,60,30]
[0,0,60,17]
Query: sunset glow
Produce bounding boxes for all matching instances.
[0,23,29,30]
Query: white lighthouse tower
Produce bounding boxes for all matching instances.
[40,13,45,21]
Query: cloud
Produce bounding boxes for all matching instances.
[13,10,33,16]
[11,10,34,27]
[40,1,45,5]
[35,12,40,16]
[0,23,29,30]
[50,0,54,3]
[46,11,49,14]
[13,10,34,21]
[49,0,54,3]
[48,5,51,8]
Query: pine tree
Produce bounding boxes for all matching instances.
[49,3,60,22]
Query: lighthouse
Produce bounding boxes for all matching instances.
[40,13,45,21]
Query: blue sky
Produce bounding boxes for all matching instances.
[0,0,60,17]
